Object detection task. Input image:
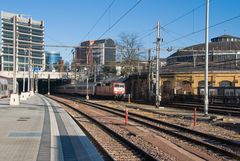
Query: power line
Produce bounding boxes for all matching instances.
[161,26,197,44]
[2,56,240,70]
[98,0,143,39]
[162,14,240,46]
[162,0,214,27]
[44,34,72,62]
[81,0,116,41]
[164,58,240,71]
[160,0,216,48]
[2,42,240,53]
[137,28,156,41]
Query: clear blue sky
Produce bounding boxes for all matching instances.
[0,0,239,61]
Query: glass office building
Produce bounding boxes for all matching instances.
[45,51,62,71]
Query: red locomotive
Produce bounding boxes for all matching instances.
[95,82,125,99]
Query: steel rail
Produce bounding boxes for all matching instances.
[62,96,240,160]
[168,103,240,116]
[50,96,159,161]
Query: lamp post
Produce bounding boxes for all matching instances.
[10,16,20,105]
[23,50,26,92]
[156,21,161,108]
[204,0,209,115]
[84,67,89,100]
[20,49,27,100]
[28,49,31,92]
[7,46,9,72]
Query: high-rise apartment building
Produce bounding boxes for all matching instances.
[0,11,45,71]
[75,38,116,66]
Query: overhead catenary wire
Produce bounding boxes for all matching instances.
[1,11,240,55]
[161,26,198,44]
[162,13,240,46]
[162,0,215,28]
[3,56,240,71]
[159,0,216,49]
[81,0,116,41]
[45,34,72,63]
[164,57,240,71]
[1,42,240,53]
[54,0,211,62]
[137,28,156,41]
[98,0,143,39]
[162,2,205,28]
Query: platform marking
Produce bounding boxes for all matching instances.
[46,97,78,161]
[36,96,51,161]
[42,96,64,161]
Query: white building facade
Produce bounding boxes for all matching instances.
[0,11,45,72]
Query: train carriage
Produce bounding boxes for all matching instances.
[75,83,95,95]
[54,83,96,96]
[54,80,126,99]
[197,87,240,104]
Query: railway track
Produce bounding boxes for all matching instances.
[60,95,240,160]
[168,102,240,116]
[125,100,240,116]
[49,96,159,161]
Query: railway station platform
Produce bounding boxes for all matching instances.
[0,94,103,161]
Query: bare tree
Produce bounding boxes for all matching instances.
[117,33,142,75]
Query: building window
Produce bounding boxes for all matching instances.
[198,80,212,87]
[219,81,233,87]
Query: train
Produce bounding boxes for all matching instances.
[171,87,240,105]
[0,76,13,98]
[198,87,240,104]
[54,81,126,99]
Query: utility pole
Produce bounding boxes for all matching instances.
[71,49,76,83]
[94,60,97,83]
[20,50,27,100]
[28,48,31,92]
[156,21,161,108]
[31,68,34,93]
[148,49,151,102]
[13,16,17,94]
[120,48,123,76]
[85,67,89,100]
[86,76,89,100]
[23,50,26,92]
[48,74,50,95]
[35,72,38,93]
[10,16,20,105]
[204,0,209,115]
[66,64,69,79]
[73,50,77,83]
[120,48,123,63]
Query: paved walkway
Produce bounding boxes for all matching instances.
[0,94,103,161]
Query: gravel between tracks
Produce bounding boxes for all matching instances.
[50,95,227,161]
[57,98,178,160]
[92,100,240,143]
